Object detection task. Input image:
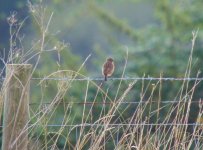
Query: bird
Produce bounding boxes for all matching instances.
[102,57,115,81]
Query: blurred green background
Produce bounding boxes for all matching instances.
[1,0,203,149]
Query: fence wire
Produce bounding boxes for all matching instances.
[44,123,203,127]
[0,123,201,128]
[1,76,203,129]
[1,77,203,82]
[29,100,203,106]
[31,77,203,81]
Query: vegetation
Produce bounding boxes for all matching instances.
[0,0,203,149]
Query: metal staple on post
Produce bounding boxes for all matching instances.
[2,64,32,150]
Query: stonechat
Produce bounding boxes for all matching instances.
[102,57,114,81]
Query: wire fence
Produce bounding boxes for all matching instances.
[3,76,202,105]
[1,77,203,81]
[0,123,202,128]
[1,76,203,131]
[31,77,203,81]
[27,76,203,106]
[29,100,203,106]
[1,74,203,149]
[43,123,203,127]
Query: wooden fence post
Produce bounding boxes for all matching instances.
[2,64,32,150]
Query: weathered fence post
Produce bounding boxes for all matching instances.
[2,64,32,150]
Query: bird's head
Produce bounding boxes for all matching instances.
[107,57,114,62]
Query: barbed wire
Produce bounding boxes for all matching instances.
[0,123,202,128]
[1,76,203,128]
[35,123,203,127]
[29,100,203,106]
[31,77,203,81]
[1,77,203,82]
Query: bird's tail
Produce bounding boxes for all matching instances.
[104,76,107,81]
